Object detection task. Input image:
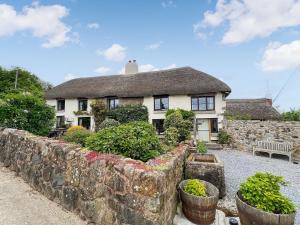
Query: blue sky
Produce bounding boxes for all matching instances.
[0,0,300,111]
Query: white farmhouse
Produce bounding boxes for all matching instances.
[45,61,231,142]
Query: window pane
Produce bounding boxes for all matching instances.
[207,97,214,110]
[199,97,206,110]
[211,118,218,133]
[56,116,65,128]
[79,100,87,111]
[191,98,198,110]
[161,97,169,110]
[154,98,161,110]
[57,100,65,111]
[109,98,119,110]
[109,99,115,109]
[152,119,165,134]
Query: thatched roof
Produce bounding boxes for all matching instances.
[226,98,281,120]
[45,67,231,99]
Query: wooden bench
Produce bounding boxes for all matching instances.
[253,141,295,162]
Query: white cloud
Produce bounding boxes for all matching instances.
[161,1,176,8]
[260,40,300,72]
[196,0,300,44]
[119,63,177,74]
[64,73,77,81]
[145,41,163,50]
[94,66,111,74]
[96,44,127,61]
[0,2,72,48]
[139,64,158,72]
[162,63,177,70]
[87,22,99,29]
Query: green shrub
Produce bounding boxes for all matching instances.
[281,109,300,121]
[99,118,120,129]
[166,109,195,121]
[63,128,91,147]
[164,127,179,146]
[240,172,296,214]
[66,125,86,133]
[197,140,207,154]
[85,121,163,162]
[184,179,207,197]
[164,110,192,142]
[0,93,55,136]
[108,104,148,124]
[218,130,232,144]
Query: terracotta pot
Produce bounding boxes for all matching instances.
[179,179,219,225]
[236,192,296,225]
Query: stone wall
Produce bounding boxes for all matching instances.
[0,128,188,225]
[224,120,300,151]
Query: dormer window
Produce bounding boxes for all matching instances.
[78,99,88,111]
[154,96,169,111]
[57,99,65,111]
[191,96,215,111]
[108,98,119,110]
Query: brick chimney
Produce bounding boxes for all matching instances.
[265,98,273,106]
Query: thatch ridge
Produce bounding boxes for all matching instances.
[45,67,231,99]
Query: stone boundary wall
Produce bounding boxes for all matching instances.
[0,128,188,225]
[224,120,300,151]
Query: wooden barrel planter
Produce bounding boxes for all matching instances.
[236,192,296,225]
[179,180,219,225]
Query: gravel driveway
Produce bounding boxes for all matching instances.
[210,150,300,225]
[0,166,86,225]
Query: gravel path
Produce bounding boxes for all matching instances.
[0,166,86,225]
[210,150,300,225]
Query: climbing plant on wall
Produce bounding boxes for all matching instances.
[90,100,107,131]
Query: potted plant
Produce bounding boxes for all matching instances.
[179,179,219,225]
[185,140,226,197]
[236,172,297,225]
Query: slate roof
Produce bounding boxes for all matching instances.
[226,98,281,120]
[45,67,231,99]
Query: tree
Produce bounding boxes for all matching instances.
[0,67,48,97]
[0,93,55,136]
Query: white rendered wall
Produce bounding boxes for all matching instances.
[143,93,226,129]
[47,93,226,132]
[46,99,95,130]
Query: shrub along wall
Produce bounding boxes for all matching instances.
[224,120,300,151]
[0,128,188,225]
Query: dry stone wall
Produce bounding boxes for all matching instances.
[224,120,300,151]
[0,128,188,225]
